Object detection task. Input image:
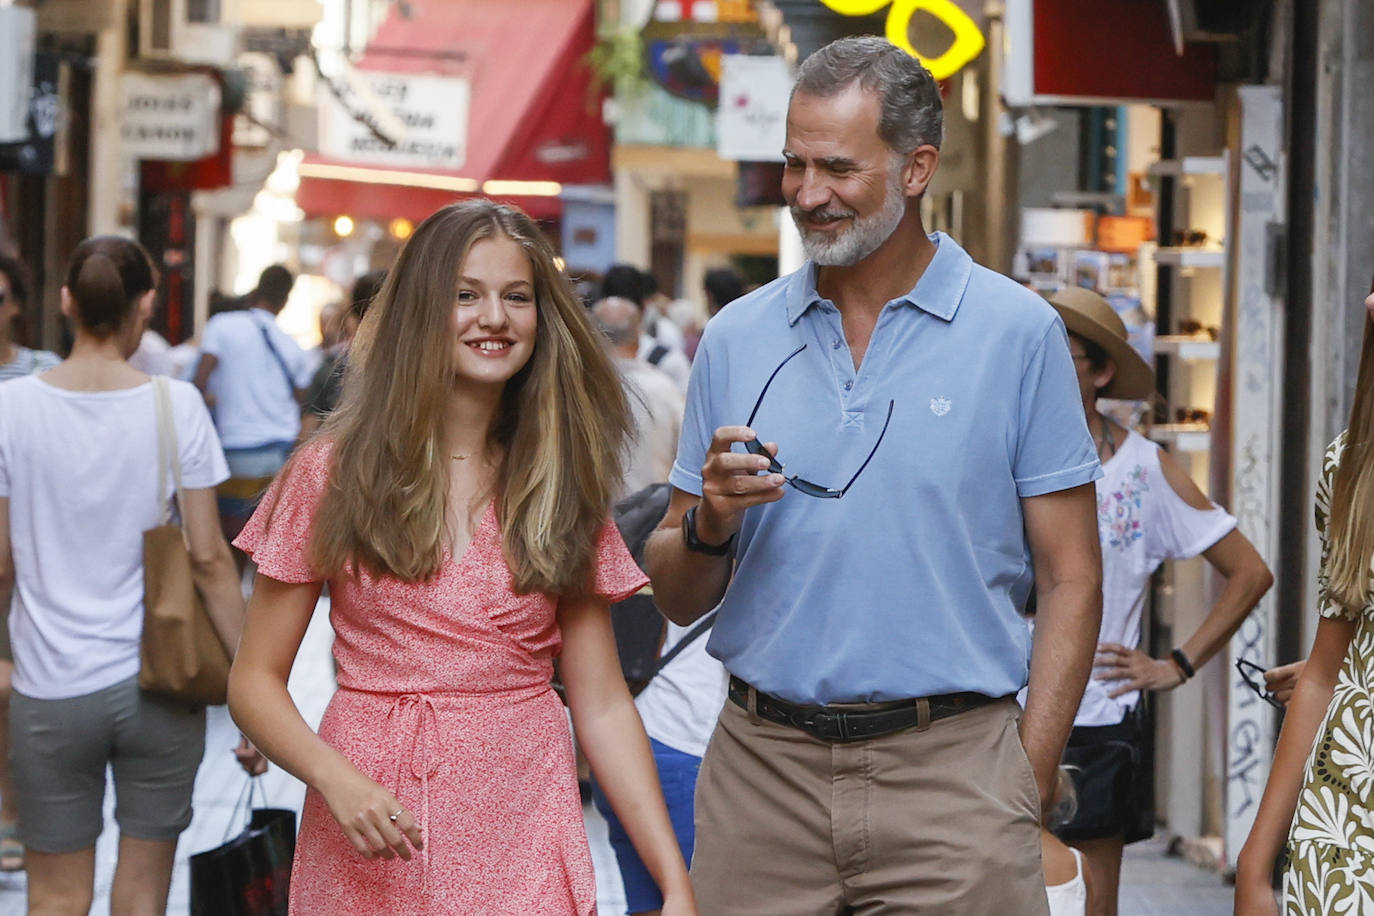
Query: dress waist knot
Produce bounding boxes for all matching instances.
[385,693,443,888]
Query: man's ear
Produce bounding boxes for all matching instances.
[58,286,75,319]
[902,145,940,199]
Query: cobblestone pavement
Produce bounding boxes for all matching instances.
[0,595,1246,914]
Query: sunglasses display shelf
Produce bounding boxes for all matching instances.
[1144,147,1229,459]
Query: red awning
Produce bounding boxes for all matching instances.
[295,0,609,225]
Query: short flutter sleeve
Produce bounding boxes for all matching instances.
[1314,431,1368,622]
[589,519,650,603]
[233,440,332,584]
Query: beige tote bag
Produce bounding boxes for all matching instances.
[139,376,231,706]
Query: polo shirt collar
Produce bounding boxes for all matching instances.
[784,231,974,326]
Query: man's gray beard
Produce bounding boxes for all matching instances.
[793,173,907,267]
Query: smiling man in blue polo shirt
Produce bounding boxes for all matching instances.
[644,36,1103,914]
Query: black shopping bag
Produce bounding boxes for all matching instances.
[190,777,296,916]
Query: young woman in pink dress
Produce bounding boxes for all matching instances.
[228,201,696,914]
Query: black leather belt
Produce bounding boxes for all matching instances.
[728,676,1000,744]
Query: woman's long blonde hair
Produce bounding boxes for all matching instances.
[1327,271,1374,611]
[305,200,631,595]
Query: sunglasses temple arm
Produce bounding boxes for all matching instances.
[838,401,894,497]
[745,343,807,428]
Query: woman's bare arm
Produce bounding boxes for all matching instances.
[179,486,246,654]
[1234,616,1355,914]
[559,594,696,915]
[228,574,422,861]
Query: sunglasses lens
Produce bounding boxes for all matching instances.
[745,438,784,474]
[790,478,842,499]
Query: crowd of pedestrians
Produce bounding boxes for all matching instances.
[0,33,1370,916]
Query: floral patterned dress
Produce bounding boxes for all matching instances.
[234,441,648,915]
[1284,431,1374,914]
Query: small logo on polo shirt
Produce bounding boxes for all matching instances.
[929,397,952,417]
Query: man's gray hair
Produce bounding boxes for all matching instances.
[591,296,639,348]
[792,36,943,153]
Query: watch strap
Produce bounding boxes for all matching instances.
[1170,648,1196,680]
[682,505,734,556]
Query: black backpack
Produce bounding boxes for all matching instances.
[610,484,716,695]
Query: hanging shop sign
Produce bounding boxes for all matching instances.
[646,36,748,106]
[0,52,63,175]
[1003,0,1215,106]
[319,70,470,171]
[652,0,757,22]
[0,6,36,143]
[818,0,985,81]
[120,72,222,161]
[716,55,790,162]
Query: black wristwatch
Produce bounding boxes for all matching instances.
[1170,648,1196,680]
[682,505,734,556]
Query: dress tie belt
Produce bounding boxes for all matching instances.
[385,693,442,887]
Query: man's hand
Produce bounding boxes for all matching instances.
[1094,643,1186,696]
[694,426,785,545]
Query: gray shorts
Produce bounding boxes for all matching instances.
[10,676,206,853]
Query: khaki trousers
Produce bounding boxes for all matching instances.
[691,695,1049,915]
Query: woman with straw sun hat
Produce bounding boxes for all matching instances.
[1038,287,1273,916]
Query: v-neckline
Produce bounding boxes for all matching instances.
[447,499,495,570]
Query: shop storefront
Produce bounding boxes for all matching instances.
[293,0,612,252]
[1004,0,1295,869]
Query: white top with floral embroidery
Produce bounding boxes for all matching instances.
[1077,429,1236,726]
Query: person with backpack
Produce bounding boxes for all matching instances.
[600,265,692,392]
[192,264,313,543]
[589,293,722,914]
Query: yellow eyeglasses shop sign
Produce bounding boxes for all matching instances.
[819,0,985,81]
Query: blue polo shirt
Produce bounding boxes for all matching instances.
[669,233,1100,704]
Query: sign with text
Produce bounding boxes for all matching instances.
[120,73,221,161]
[0,7,36,142]
[320,71,470,171]
[716,55,789,162]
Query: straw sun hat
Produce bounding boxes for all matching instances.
[1046,287,1156,400]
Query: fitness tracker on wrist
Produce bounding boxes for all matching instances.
[681,505,734,556]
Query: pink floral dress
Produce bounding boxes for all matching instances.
[234,442,647,914]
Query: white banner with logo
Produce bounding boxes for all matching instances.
[0,7,37,143]
[120,72,221,161]
[716,55,790,163]
[319,70,470,171]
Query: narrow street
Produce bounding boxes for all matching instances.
[0,595,1240,915]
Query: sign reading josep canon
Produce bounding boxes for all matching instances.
[120,73,221,161]
[320,71,470,171]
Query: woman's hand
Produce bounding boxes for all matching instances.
[1233,855,1280,915]
[1094,643,1186,696]
[234,734,269,776]
[659,887,699,916]
[317,764,423,861]
[1264,661,1306,707]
